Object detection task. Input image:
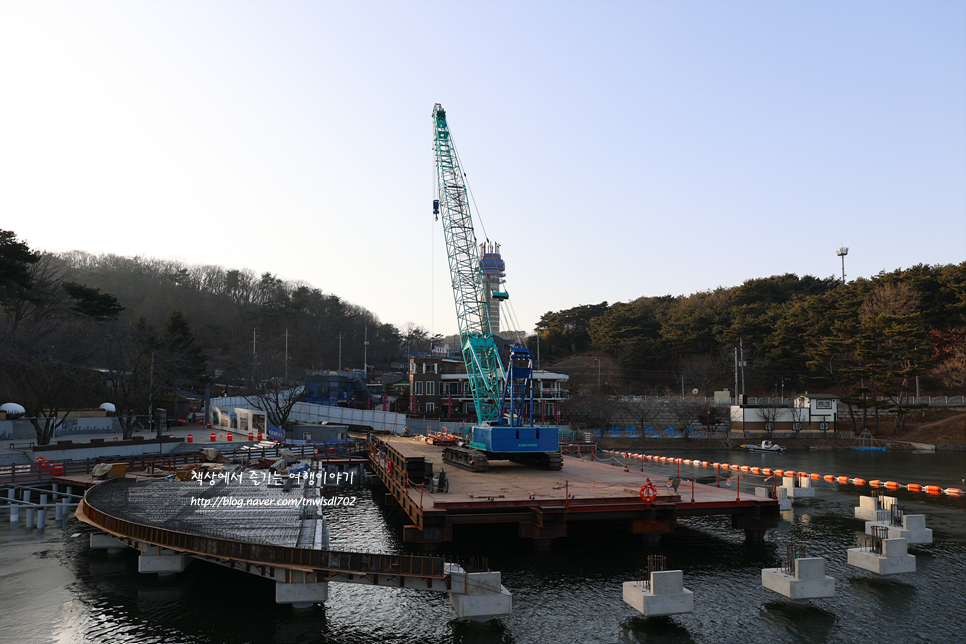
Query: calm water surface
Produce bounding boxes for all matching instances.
[1,450,964,644]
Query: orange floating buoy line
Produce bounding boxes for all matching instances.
[595,449,964,495]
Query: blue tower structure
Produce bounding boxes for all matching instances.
[480,241,507,335]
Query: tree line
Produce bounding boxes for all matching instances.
[0,232,437,444]
[534,266,966,431]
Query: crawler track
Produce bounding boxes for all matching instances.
[443,446,489,472]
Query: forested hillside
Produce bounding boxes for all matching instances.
[2,225,963,443]
[534,266,966,407]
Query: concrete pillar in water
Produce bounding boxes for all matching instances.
[762,558,835,605]
[8,489,17,523]
[90,533,129,555]
[447,565,513,622]
[276,571,327,609]
[623,570,694,617]
[782,476,815,499]
[38,494,47,528]
[25,508,35,529]
[848,538,916,578]
[137,544,190,576]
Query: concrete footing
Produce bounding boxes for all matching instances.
[448,568,513,621]
[276,581,328,608]
[848,538,916,578]
[782,476,815,499]
[865,515,933,545]
[622,570,694,617]
[762,558,835,604]
[90,534,130,555]
[755,487,791,511]
[137,544,190,575]
[854,495,897,521]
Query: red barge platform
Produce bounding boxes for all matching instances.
[367,435,780,550]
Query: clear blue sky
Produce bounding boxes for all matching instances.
[2,0,964,336]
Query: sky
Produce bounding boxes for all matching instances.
[1,0,964,337]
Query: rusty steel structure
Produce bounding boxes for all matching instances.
[77,478,446,584]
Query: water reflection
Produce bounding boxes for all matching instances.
[450,618,515,644]
[618,616,695,644]
[760,601,838,644]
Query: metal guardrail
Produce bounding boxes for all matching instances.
[80,479,445,579]
[0,444,366,485]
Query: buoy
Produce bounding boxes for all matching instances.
[702,461,710,467]
[837,476,850,484]
[774,469,785,477]
[784,471,796,478]
[762,468,773,476]
[885,481,899,489]
[257,432,263,441]
[925,485,943,494]
[187,434,193,443]
[721,464,730,471]
[869,480,882,487]
[248,432,254,441]
[227,433,233,442]
[810,473,821,480]
[210,433,216,441]
[853,478,866,486]
[751,467,761,474]
[740,466,750,473]
[945,488,963,495]
[907,484,922,492]
[824,475,835,482]
[712,462,720,468]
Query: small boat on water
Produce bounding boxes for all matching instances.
[742,440,786,454]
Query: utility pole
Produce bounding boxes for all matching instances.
[739,338,746,398]
[338,333,342,372]
[251,327,258,383]
[363,325,369,377]
[284,328,290,381]
[536,333,540,371]
[733,347,738,404]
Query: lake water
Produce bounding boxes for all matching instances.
[1,449,964,644]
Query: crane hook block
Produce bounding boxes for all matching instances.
[433,199,439,215]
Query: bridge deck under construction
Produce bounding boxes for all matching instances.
[368,435,780,548]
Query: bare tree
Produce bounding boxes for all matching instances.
[620,397,661,435]
[243,353,306,431]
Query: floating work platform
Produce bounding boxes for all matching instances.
[367,436,780,550]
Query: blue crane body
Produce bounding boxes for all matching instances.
[432,103,562,472]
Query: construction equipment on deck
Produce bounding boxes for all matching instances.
[432,103,561,472]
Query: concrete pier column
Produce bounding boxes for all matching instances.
[623,570,694,617]
[90,534,129,555]
[137,544,190,576]
[762,558,835,605]
[8,489,17,523]
[447,567,512,622]
[276,571,327,609]
[55,501,63,521]
[275,582,328,609]
[25,507,35,529]
[52,484,59,500]
[37,508,46,529]
[848,538,916,578]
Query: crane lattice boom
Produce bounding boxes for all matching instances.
[433,104,503,423]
